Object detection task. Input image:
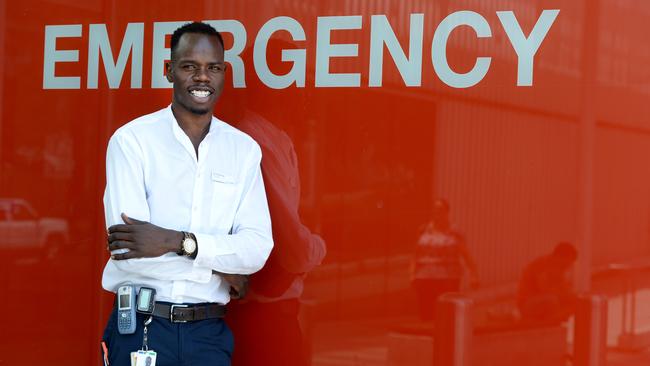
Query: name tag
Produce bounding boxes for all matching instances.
[211,171,236,184]
[132,350,157,366]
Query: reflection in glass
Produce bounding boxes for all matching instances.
[226,41,326,366]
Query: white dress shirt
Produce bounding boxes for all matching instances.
[101,105,273,304]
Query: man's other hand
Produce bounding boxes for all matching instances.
[213,271,249,299]
[107,213,182,260]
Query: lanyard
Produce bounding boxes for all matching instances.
[142,316,153,351]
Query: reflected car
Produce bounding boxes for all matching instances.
[0,198,69,259]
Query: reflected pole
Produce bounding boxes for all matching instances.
[574,294,608,366]
[434,293,473,366]
[0,0,5,193]
[576,0,600,292]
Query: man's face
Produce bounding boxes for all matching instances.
[166,33,225,115]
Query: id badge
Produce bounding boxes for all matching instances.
[131,350,157,366]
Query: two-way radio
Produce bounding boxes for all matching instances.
[116,284,137,334]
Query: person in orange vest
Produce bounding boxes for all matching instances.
[411,199,479,321]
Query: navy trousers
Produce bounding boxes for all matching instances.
[102,306,234,366]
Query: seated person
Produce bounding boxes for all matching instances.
[517,242,578,324]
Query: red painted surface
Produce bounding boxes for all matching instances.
[1,1,649,365]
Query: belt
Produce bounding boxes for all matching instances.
[142,302,226,323]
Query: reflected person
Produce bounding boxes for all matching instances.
[517,242,578,324]
[411,198,479,321]
[226,40,326,366]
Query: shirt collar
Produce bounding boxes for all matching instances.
[166,104,219,142]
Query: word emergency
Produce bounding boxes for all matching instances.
[43,10,559,90]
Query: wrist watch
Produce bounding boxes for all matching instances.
[179,231,197,257]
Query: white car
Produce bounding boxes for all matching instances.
[0,198,69,259]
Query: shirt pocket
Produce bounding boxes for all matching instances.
[209,171,240,231]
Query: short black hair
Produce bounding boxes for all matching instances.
[170,22,224,61]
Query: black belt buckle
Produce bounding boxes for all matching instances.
[170,304,189,323]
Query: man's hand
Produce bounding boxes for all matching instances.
[108,213,183,260]
[213,271,249,299]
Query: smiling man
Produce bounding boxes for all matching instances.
[100,22,273,366]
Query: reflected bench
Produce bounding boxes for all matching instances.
[387,322,567,366]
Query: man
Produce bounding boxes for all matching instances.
[101,22,273,366]
[517,242,578,324]
[411,198,479,321]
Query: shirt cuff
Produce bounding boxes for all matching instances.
[193,233,235,270]
[189,259,212,283]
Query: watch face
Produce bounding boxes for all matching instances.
[183,238,197,254]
